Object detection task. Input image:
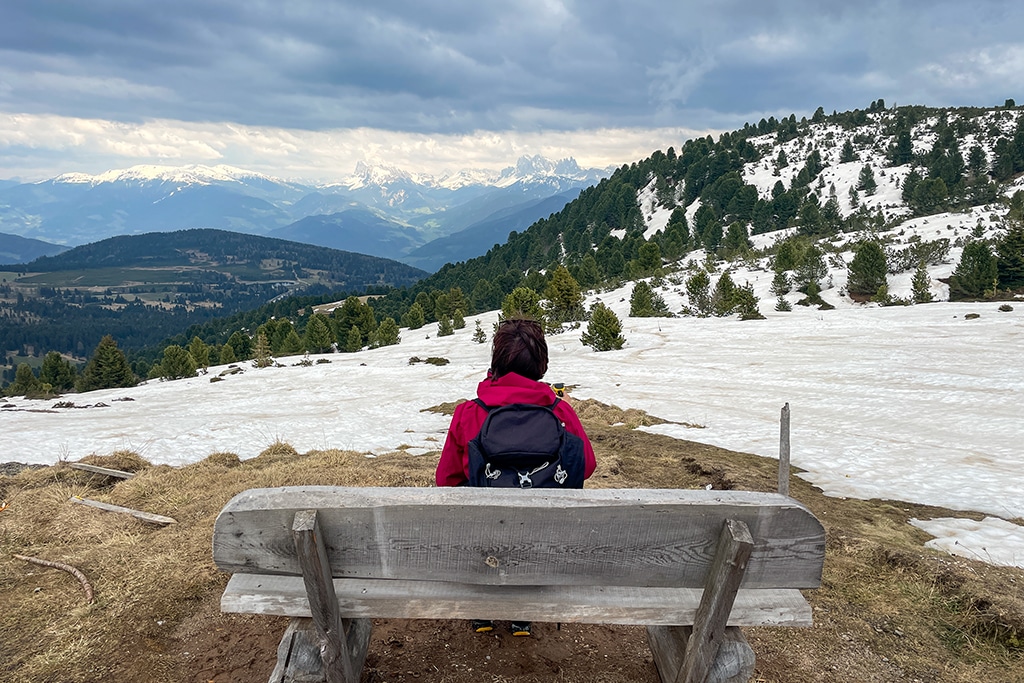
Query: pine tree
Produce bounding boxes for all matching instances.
[913,177,948,213]
[847,241,888,296]
[776,149,788,169]
[370,317,401,348]
[635,242,662,275]
[452,309,466,330]
[334,296,377,341]
[950,241,998,299]
[445,288,468,319]
[77,335,136,392]
[402,302,426,329]
[6,363,41,397]
[227,331,252,361]
[902,169,922,203]
[734,283,764,320]
[471,279,495,312]
[433,292,450,322]
[437,316,454,337]
[280,329,305,356]
[472,320,487,344]
[721,222,752,256]
[892,130,913,165]
[629,281,670,317]
[775,296,793,312]
[500,287,544,322]
[770,269,791,296]
[39,351,76,391]
[251,332,273,368]
[219,343,237,364]
[711,271,738,317]
[344,325,363,352]
[660,208,691,259]
[187,336,210,372]
[795,244,828,291]
[162,344,199,378]
[581,303,625,352]
[857,165,877,195]
[414,292,435,323]
[686,270,712,317]
[996,216,1024,290]
[577,253,600,289]
[543,265,585,324]
[911,262,934,303]
[304,313,334,353]
[841,138,857,163]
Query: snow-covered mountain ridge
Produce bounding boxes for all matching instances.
[50,163,281,187]
[0,155,608,253]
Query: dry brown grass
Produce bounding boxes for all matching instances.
[0,398,1021,683]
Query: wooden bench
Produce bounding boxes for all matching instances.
[213,486,825,683]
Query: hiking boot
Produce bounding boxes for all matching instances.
[472,620,495,633]
[510,622,532,637]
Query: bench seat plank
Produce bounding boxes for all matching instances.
[214,487,825,589]
[221,574,813,627]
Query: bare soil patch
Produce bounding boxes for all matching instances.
[1,398,1021,682]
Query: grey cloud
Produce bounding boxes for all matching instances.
[1,0,1022,135]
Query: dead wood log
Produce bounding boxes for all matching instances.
[14,554,95,603]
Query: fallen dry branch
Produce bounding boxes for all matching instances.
[14,553,95,604]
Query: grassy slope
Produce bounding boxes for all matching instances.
[0,399,1021,683]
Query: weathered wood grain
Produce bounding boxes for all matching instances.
[220,574,813,626]
[213,487,824,588]
[681,519,754,683]
[268,617,372,683]
[292,510,356,683]
[69,496,176,525]
[778,403,791,496]
[647,626,754,683]
[68,462,136,479]
[268,619,324,683]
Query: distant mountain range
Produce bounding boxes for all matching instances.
[0,156,608,270]
[400,190,583,272]
[0,228,428,360]
[0,232,68,265]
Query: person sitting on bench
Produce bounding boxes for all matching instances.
[435,318,597,636]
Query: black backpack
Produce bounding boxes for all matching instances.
[467,398,586,489]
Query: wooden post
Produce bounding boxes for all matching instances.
[69,462,135,479]
[778,403,791,497]
[647,625,754,683]
[292,509,357,683]
[678,519,754,683]
[69,496,176,525]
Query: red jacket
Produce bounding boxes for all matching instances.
[436,372,597,487]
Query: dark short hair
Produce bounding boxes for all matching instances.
[491,319,548,381]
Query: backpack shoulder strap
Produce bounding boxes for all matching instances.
[549,397,562,410]
[472,398,492,412]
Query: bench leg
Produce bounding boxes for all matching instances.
[292,509,372,683]
[647,625,755,683]
[269,617,373,683]
[652,518,754,683]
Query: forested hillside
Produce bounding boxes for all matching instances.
[1,230,426,385]
[366,101,1023,322]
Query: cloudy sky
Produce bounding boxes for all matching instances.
[1,0,1022,181]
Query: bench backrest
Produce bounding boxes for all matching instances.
[213,486,825,589]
